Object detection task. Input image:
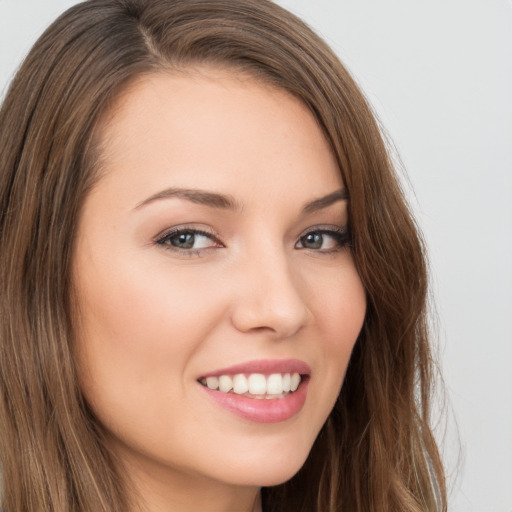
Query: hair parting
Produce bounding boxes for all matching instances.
[0,1,446,511]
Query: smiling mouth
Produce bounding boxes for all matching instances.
[198,372,304,399]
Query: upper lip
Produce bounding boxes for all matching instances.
[199,358,311,378]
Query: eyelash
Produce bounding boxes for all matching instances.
[155,227,223,257]
[155,225,351,257]
[296,226,351,254]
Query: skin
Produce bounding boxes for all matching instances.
[73,68,367,512]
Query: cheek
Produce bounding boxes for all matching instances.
[308,254,366,343]
[306,258,366,399]
[73,255,225,412]
[326,275,366,358]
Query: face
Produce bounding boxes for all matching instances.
[73,68,366,506]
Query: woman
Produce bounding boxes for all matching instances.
[0,0,446,511]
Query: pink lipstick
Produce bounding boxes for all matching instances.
[198,359,310,423]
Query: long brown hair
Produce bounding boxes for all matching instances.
[0,1,446,510]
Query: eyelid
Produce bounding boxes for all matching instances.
[154,225,219,243]
[152,223,349,257]
[299,224,348,236]
[154,225,224,255]
[296,224,351,251]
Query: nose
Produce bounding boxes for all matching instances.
[230,250,311,339]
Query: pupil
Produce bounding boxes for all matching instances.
[172,233,194,249]
[304,233,322,249]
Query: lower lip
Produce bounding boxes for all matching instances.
[201,379,309,423]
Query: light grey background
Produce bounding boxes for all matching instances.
[1,1,511,510]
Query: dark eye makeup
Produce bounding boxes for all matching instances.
[155,226,222,256]
[155,224,350,257]
[296,226,351,253]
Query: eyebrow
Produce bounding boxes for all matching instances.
[134,186,348,213]
[301,188,349,214]
[134,187,242,211]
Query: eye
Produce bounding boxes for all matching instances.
[156,228,222,253]
[296,227,350,252]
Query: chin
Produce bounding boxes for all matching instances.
[215,443,313,488]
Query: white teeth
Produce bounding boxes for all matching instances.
[267,373,283,395]
[201,372,303,397]
[206,376,219,390]
[282,373,291,392]
[248,373,267,395]
[233,374,249,394]
[218,375,233,393]
[290,372,301,392]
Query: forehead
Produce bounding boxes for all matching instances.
[91,67,342,209]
